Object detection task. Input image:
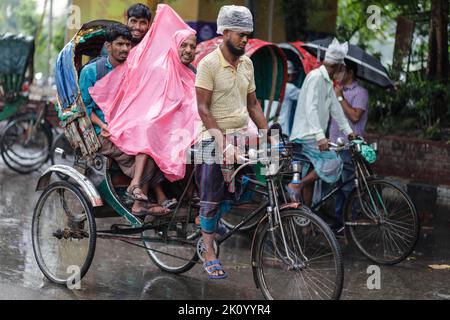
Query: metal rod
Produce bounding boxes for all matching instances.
[47,0,53,86]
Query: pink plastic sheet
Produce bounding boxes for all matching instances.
[90,4,199,182]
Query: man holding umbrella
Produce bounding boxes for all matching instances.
[288,38,356,207]
[330,61,369,234]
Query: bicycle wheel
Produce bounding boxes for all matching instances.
[32,181,96,285]
[142,206,201,274]
[0,113,52,174]
[345,179,419,265]
[254,208,344,300]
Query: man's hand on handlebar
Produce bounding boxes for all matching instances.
[318,138,329,152]
[348,132,358,141]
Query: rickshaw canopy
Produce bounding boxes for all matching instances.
[55,20,118,121]
[54,20,118,160]
[0,34,35,101]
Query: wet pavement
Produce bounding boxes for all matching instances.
[0,159,449,300]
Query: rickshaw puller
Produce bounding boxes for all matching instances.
[195,5,269,280]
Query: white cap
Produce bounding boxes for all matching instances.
[324,38,348,65]
[217,5,254,35]
[287,61,296,74]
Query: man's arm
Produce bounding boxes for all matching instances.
[302,78,329,150]
[90,113,110,137]
[247,91,268,130]
[331,93,353,137]
[79,66,97,120]
[80,65,109,137]
[196,87,224,150]
[335,86,365,123]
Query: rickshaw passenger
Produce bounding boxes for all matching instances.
[89,5,200,185]
[79,23,172,217]
[127,3,152,46]
[100,3,152,57]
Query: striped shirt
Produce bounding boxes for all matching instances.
[195,47,256,139]
[329,81,369,143]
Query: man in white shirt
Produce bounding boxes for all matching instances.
[287,38,356,206]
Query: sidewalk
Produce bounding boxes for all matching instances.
[381,175,450,207]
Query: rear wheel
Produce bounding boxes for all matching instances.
[254,208,344,300]
[0,113,52,174]
[345,179,419,265]
[142,205,201,274]
[32,180,96,285]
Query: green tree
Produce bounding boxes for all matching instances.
[1,0,67,76]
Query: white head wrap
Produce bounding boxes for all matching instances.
[324,38,348,65]
[217,5,254,35]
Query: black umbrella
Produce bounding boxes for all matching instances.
[302,38,394,88]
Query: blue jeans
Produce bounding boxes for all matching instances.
[334,150,355,224]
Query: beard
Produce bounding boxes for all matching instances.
[225,39,245,57]
[131,36,142,45]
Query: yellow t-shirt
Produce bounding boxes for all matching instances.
[195,47,256,139]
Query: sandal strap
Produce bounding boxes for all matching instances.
[205,265,225,273]
[204,260,221,267]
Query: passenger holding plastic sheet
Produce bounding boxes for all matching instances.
[90,4,199,185]
[80,23,172,217]
[287,38,356,207]
[195,5,269,280]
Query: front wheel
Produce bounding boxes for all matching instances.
[32,181,96,285]
[253,208,344,300]
[345,179,419,265]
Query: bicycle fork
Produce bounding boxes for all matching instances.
[266,178,307,269]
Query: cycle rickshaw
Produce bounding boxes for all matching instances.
[32,20,344,300]
[0,33,56,174]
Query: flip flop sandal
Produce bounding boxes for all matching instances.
[144,203,171,217]
[131,208,152,218]
[203,260,227,280]
[126,185,149,202]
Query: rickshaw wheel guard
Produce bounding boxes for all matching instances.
[36,164,103,208]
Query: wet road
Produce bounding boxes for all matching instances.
[0,160,449,300]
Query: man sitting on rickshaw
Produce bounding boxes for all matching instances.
[126,3,152,45]
[80,23,174,217]
[100,3,152,57]
[89,5,200,187]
